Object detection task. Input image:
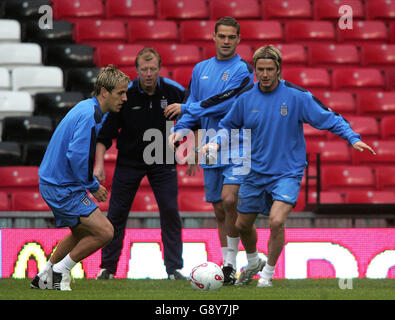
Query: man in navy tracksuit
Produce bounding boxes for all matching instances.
[94,48,186,280]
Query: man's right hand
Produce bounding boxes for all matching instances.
[92,184,108,202]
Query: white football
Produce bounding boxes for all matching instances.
[189,261,224,291]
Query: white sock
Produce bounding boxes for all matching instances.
[246,251,259,270]
[38,260,53,277]
[226,236,240,268]
[221,247,228,266]
[53,254,76,274]
[261,263,275,279]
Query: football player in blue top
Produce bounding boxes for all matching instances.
[165,17,254,285]
[202,45,375,288]
[31,65,130,291]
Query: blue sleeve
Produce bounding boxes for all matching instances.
[181,69,253,118]
[301,94,361,145]
[67,114,100,192]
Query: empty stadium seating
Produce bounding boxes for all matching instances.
[43,43,95,68]
[150,44,201,67]
[53,0,105,22]
[178,189,212,212]
[337,21,388,45]
[308,44,360,69]
[73,19,128,45]
[0,192,10,211]
[330,115,380,140]
[0,91,34,119]
[171,66,194,88]
[345,190,395,204]
[3,0,51,20]
[376,166,395,190]
[0,43,42,69]
[2,116,53,143]
[12,66,64,94]
[23,20,74,44]
[94,43,144,67]
[0,19,21,42]
[128,20,179,44]
[22,141,48,166]
[0,142,22,166]
[284,21,336,43]
[306,140,352,164]
[313,91,357,115]
[239,20,284,46]
[105,0,156,21]
[380,116,395,140]
[131,190,159,211]
[180,20,217,46]
[314,0,365,20]
[331,68,385,92]
[11,191,50,211]
[275,44,307,66]
[65,67,100,94]
[365,0,395,20]
[0,166,40,193]
[321,165,375,191]
[352,140,395,166]
[0,68,11,90]
[158,0,209,20]
[262,0,312,21]
[210,0,260,20]
[282,67,331,91]
[361,44,395,67]
[357,91,395,117]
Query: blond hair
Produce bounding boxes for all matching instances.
[92,65,130,96]
[253,45,282,78]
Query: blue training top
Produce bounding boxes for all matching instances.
[173,54,254,168]
[216,80,361,177]
[39,97,104,193]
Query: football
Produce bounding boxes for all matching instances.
[189,261,224,291]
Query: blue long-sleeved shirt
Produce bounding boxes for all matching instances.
[216,80,361,176]
[39,97,104,193]
[173,54,254,168]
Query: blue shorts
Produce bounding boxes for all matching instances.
[237,171,302,216]
[203,165,245,203]
[39,181,97,228]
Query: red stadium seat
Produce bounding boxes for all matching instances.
[301,165,317,188]
[127,20,179,44]
[94,43,144,67]
[296,191,344,211]
[380,115,395,140]
[385,68,395,90]
[361,44,395,67]
[202,43,254,63]
[303,124,327,142]
[308,44,360,69]
[210,0,261,20]
[262,0,312,21]
[345,190,395,204]
[275,44,307,66]
[158,0,209,20]
[73,19,127,45]
[104,140,118,163]
[352,140,395,166]
[180,20,217,46]
[11,191,50,211]
[0,166,39,193]
[376,166,395,190]
[356,91,395,117]
[313,0,365,21]
[337,21,388,45]
[366,0,395,20]
[321,165,375,191]
[0,192,10,211]
[177,165,204,187]
[306,140,352,164]
[171,66,194,88]
[150,44,201,67]
[178,189,212,212]
[53,0,105,22]
[332,68,385,92]
[313,91,357,115]
[390,23,395,43]
[329,115,380,140]
[284,21,336,44]
[131,190,158,211]
[282,67,331,91]
[105,0,156,21]
[239,20,283,47]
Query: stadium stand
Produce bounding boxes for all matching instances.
[158,0,209,20]
[11,191,50,211]
[345,190,395,204]
[0,166,40,193]
[1,0,394,219]
[105,0,156,21]
[210,0,260,20]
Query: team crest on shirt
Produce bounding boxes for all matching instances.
[280,102,288,117]
[221,70,230,81]
[160,97,168,109]
[81,197,91,206]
